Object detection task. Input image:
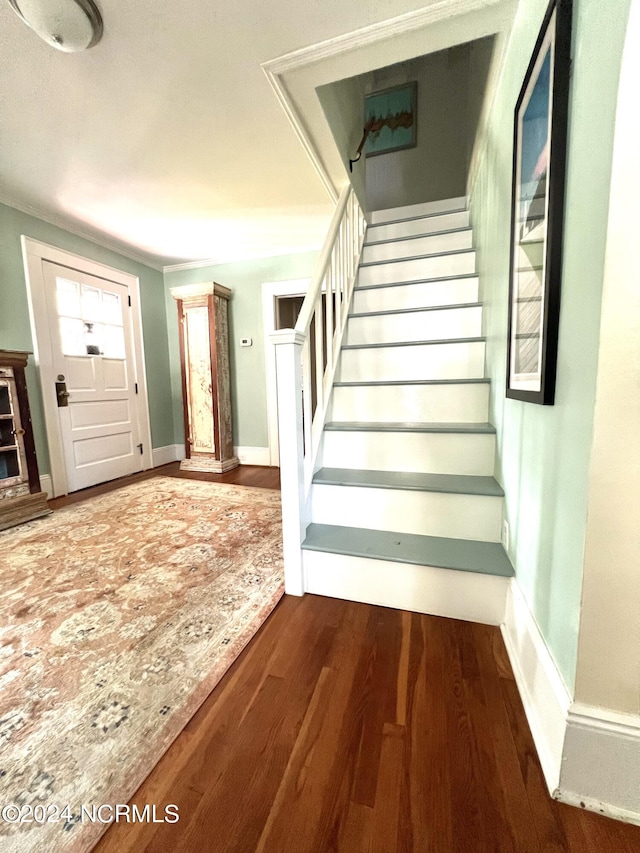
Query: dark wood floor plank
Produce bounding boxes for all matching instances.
[91,593,640,853]
[370,722,405,853]
[252,601,372,853]
[351,607,402,808]
[397,615,453,853]
[471,623,542,853]
[500,675,569,852]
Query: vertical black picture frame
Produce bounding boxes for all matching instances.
[506,0,572,404]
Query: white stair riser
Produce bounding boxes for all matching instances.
[352,278,479,313]
[337,341,486,382]
[309,483,502,541]
[358,252,476,287]
[345,306,482,345]
[366,210,470,243]
[303,551,508,626]
[320,431,495,476]
[362,229,473,263]
[370,196,467,225]
[330,382,489,422]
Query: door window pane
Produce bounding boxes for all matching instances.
[56,278,81,318]
[102,291,123,326]
[102,324,125,359]
[81,286,102,323]
[59,317,86,356]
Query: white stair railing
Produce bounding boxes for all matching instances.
[270,186,366,594]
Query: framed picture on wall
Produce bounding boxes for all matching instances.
[364,82,417,157]
[506,0,572,404]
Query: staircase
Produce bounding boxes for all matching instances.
[300,196,513,626]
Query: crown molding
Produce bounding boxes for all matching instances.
[162,246,320,274]
[262,0,504,75]
[0,191,165,271]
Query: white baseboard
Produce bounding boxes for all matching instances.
[501,578,571,795]
[558,703,640,825]
[152,444,185,467]
[152,445,271,468]
[39,474,53,498]
[234,446,271,466]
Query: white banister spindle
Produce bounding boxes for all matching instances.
[314,294,323,420]
[273,186,365,595]
[325,258,334,376]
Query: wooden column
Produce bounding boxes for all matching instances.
[171,283,238,473]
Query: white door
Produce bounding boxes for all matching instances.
[42,261,142,492]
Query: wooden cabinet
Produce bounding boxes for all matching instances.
[0,350,50,529]
[170,283,239,473]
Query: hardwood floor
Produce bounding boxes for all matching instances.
[93,595,640,853]
[48,462,280,509]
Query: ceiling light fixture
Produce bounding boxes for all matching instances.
[7,0,103,52]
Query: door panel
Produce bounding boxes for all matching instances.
[43,262,141,492]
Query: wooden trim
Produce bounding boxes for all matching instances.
[176,300,191,460]
[0,350,30,369]
[12,364,41,494]
[207,293,222,462]
[0,351,41,495]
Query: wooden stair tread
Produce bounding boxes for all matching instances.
[333,378,490,386]
[349,301,482,318]
[341,336,485,350]
[313,468,504,497]
[302,523,513,577]
[324,421,496,434]
[360,247,475,268]
[355,272,478,291]
[363,225,472,247]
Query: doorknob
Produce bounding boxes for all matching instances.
[55,381,70,407]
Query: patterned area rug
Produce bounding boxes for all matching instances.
[0,476,284,852]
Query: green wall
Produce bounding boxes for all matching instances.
[0,203,174,472]
[470,0,631,689]
[164,251,319,450]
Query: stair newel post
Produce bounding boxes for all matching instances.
[270,328,307,596]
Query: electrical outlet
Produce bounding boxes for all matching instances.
[502,519,510,552]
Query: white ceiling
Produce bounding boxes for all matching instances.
[0,0,447,268]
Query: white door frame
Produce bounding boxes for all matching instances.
[21,237,154,497]
[262,278,310,467]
